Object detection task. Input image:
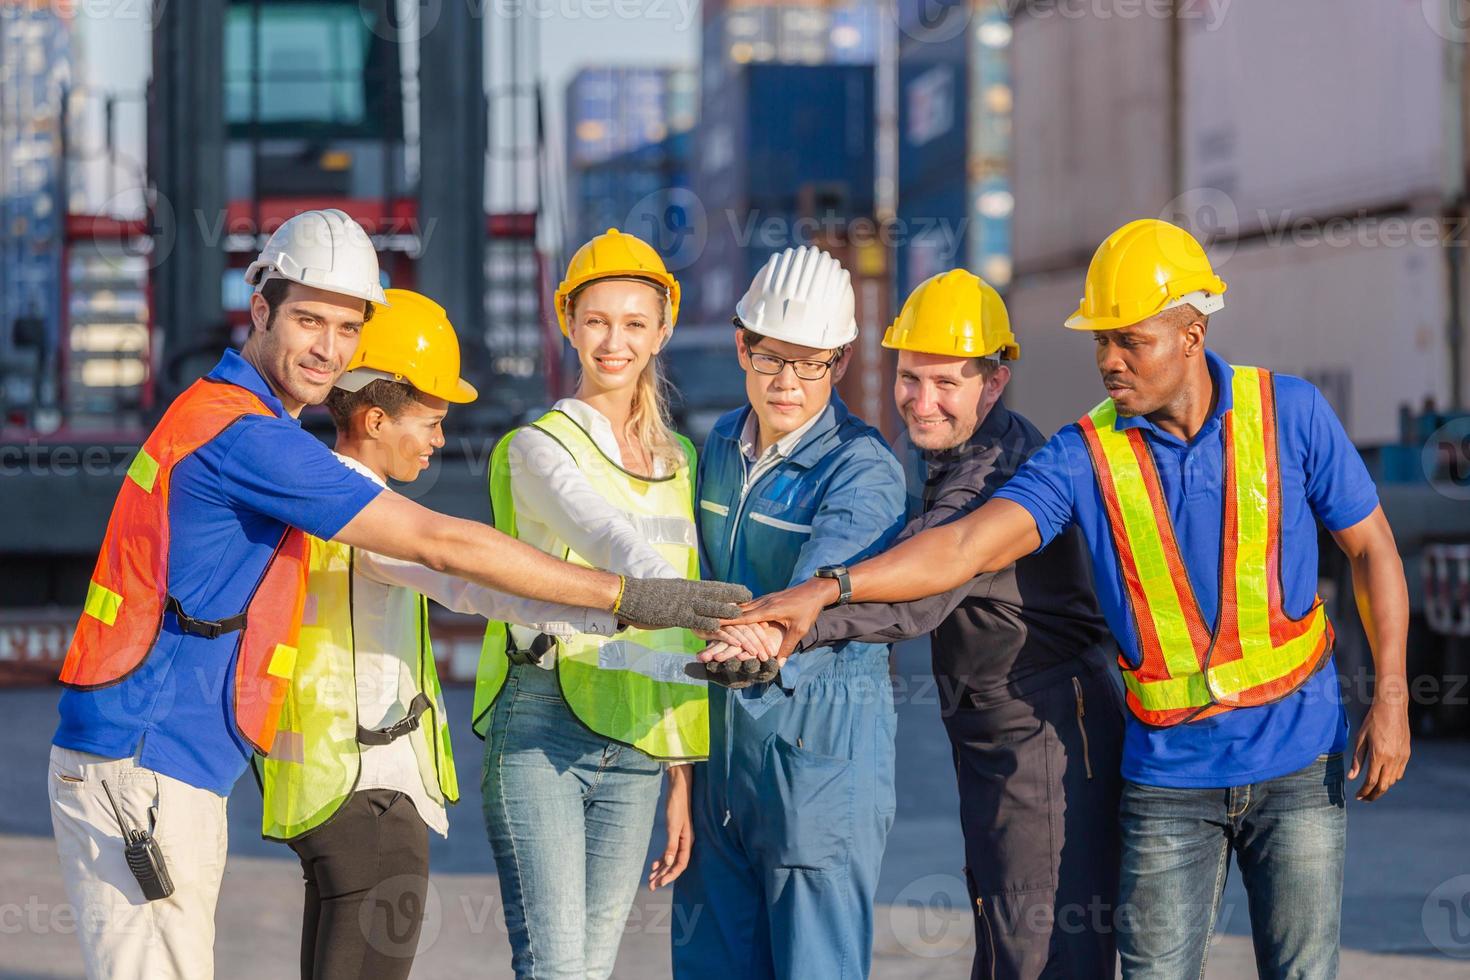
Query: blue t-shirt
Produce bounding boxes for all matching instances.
[994,351,1378,788]
[54,350,383,794]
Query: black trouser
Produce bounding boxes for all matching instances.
[288,789,431,980]
[943,654,1126,980]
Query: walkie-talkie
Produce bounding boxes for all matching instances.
[101,779,175,901]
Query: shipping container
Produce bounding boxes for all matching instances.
[1006,219,1452,445]
[0,2,69,424]
[691,64,877,323]
[1010,5,1172,276]
[820,236,900,443]
[895,1,1011,296]
[741,64,875,212]
[564,67,695,169]
[1182,1,1454,236]
[895,181,967,297]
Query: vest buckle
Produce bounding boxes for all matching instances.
[506,631,556,667]
[165,595,247,640]
[356,692,432,746]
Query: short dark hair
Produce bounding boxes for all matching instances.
[324,378,424,432]
[257,277,375,329]
[973,356,1003,379]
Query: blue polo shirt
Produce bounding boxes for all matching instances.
[53,350,383,794]
[995,351,1377,788]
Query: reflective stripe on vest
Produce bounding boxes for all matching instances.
[472,409,709,761]
[1077,365,1334,727]
[257,536,459,842]
[58,378,308,753]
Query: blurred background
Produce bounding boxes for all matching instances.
[4,1,1470,976]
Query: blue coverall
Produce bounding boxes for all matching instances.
[672,397,906,980]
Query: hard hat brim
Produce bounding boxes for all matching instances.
[1065,290,1225,332]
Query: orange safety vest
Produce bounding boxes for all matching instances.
[1078,365,1334,727]
[58,378,307,753]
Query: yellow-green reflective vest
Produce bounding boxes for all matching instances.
[472,410,709,761]
[256,536,459,841]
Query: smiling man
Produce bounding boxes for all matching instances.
[734,220,1412,979]
[672,245,906,980]
[47,210,748,980]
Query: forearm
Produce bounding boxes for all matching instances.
[804,582,969,649]
[843,498,1037,604]
[1350,547,1409,706]
[424,516,622,612]
[336,494,622,612]
[353,550,614,634]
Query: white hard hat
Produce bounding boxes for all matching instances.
[734,245,857,349]
[243,208,388,306]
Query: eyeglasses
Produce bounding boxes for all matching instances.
[746,349,841,381]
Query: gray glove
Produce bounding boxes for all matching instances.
[683,656,782,690]
[618,577,751,633]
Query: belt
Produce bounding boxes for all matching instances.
[356,692,433,746]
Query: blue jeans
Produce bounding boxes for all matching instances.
[1117,753,1346,980]
[481,664,664,980]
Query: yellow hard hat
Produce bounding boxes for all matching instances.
[337,288,478,403]
[882,269,1019,361]
[554,228,681,336]
[1065,219,1227,332]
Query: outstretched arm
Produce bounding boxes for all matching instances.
[728,497,1041,656]
[334,492,748,630]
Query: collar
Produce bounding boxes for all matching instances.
[333,451,387,489]
[548,398,672,477]
[738,405,826,465]
[207,349,293,422]
[1112,349,1234,446]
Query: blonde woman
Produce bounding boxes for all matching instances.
[473,229,737,978]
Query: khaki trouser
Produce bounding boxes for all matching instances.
[48,745,229,980]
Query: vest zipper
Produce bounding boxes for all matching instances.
[1072,676,1093,781]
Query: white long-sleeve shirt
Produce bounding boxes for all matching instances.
[334,453,617,834]
[505,399,681,666]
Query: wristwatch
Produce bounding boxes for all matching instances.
[813,564,853,607]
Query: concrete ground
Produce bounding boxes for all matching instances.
[3,640,1467,978]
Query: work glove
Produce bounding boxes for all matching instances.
[684,656,782,690]
[618,577,752,633]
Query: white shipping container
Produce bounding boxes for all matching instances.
[1202,227,1448,445]
[1004,271,1103,438]
[1011,8,1173,275]
[1006,222,1451,445]
[1183,0,1454,234]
